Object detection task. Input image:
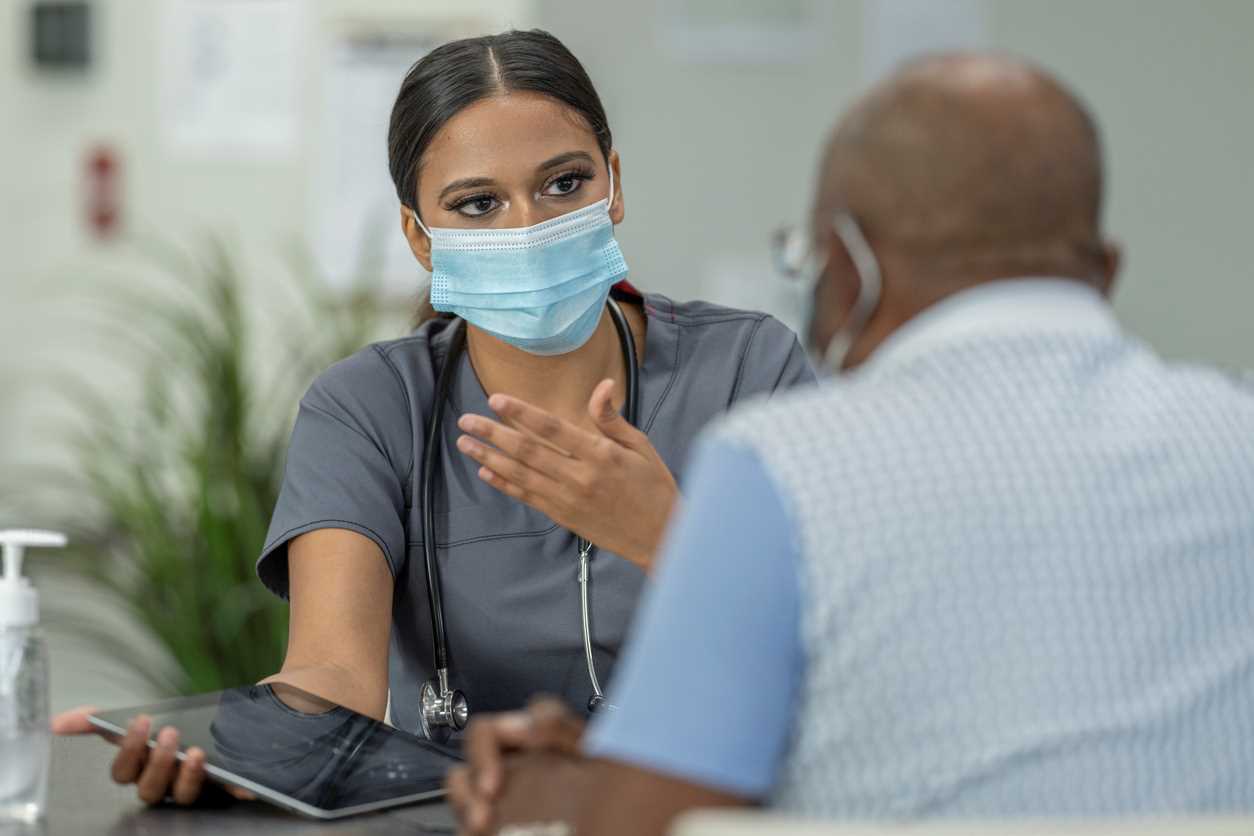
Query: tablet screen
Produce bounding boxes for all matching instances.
[90,682,459,818]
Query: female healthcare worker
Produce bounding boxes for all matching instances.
[53,28,813,804]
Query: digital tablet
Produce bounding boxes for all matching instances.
[88,682,459,819]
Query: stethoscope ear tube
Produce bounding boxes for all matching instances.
[607,296,640,426]
[422,318,466,677]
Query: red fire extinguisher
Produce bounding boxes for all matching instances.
[85,145,121,239]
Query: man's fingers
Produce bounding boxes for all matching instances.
[447,765,491,835]
[465,712,534,799]
[446,765,471,817]
[170,746,207,805]
[111,715,152,784]
[526,698,587,753]
[135,726,179,805]
[50,705,100,735]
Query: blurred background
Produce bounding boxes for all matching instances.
[2,0,1252,714]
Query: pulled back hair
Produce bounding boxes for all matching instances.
[387,29,613,323]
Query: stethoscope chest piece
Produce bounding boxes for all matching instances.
[420,676,469,744]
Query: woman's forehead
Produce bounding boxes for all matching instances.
[421,92,602,184]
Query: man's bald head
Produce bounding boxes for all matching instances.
[817,52,1106,280]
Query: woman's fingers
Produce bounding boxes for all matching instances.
[485,393,601,458]
[456,434,567,505]
[50,705,100,735]
[102,717,246,808]
[135,726,180,805]
[457,412,577,474]
[170,746,207,805]
[110,715,152,784]
[587,379,644,450]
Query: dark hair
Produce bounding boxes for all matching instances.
[388,29,612,213]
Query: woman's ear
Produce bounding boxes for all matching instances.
[608,150,625,224]
[401,205,433,272]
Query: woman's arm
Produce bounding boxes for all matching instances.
[52,527,394,804]
[262,528,394,720]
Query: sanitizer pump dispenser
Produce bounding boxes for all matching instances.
[0,529,67,823]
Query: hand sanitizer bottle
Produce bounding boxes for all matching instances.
[0,529,66,823]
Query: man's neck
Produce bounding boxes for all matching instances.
[842,272,1104,370]
[465,307,631,430]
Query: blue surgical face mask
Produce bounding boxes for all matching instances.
[412,169,628,356]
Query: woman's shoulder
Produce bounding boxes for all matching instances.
[301,318,456,431]
[641,291,816,397]
[643,292,799,345]
[644,292,805,357]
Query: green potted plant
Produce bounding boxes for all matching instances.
[41,238,406,696]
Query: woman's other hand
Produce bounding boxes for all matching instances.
[51,705,252,805]
[456,379,679,572]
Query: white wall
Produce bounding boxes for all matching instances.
[534,0,1254,370]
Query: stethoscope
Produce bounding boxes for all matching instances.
[418,297,640,743]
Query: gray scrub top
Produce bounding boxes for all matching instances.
[258,290,815,735]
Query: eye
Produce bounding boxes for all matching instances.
[542,171,590,197]
[451,194,499,218]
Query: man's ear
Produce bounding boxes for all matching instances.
[608,150,625,225]
[401,205,432,272]
[1097,240,1122,298]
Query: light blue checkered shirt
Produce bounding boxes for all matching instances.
[587,279,1254,817]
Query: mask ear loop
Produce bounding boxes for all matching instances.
[411,205,432,239]
[606,160,615,215]
[823,213,883,373]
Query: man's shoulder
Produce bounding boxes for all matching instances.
[710,380,852,450]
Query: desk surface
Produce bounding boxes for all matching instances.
[39,735,457,835]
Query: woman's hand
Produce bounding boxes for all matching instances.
[51,706,252,806]
[456,379,678,572]
[446,697,586,835]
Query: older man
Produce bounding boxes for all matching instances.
[448,52,1254,834]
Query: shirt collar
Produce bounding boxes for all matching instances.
[860,277,1120,376]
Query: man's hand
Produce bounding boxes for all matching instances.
[446,698,586,835]
[456,379,678,572]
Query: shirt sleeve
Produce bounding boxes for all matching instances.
[582,437,804,799]
[256,347,413,599]
[733,316,817,402]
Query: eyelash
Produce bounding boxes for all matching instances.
[444,167,596,217]
[543,167,595,196]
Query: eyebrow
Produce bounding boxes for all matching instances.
[438,177,495,201]
[535,150,596,171]
[436,151,597,202]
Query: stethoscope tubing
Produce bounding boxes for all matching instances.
[421,297,639,718]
